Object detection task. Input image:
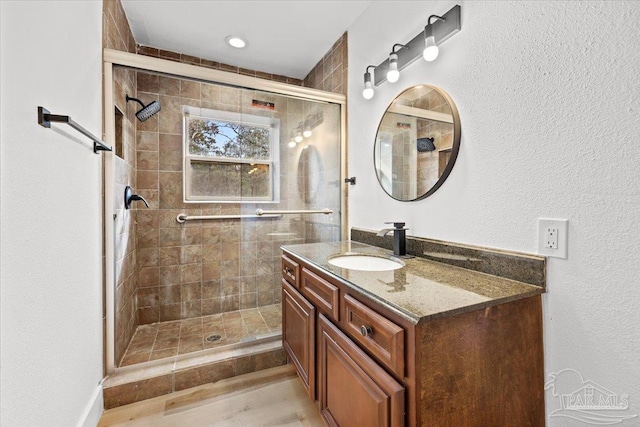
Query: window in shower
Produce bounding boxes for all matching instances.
[183,106,280,202]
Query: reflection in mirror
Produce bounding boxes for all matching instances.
[374,85,460,201]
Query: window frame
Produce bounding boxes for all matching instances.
[182,106,280,203]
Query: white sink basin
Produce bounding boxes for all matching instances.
[327,254,403,271]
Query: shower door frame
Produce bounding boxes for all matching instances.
[103,48,348,374]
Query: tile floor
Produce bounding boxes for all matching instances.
[119,304,282,367]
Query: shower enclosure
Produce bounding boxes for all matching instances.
[104,50,345,373]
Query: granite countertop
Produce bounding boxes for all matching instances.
[281,241,545,325]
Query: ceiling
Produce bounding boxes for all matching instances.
[121,1,372,79]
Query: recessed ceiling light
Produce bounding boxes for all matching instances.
[225,36,246,49]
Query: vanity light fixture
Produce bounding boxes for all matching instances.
[288,140,297,148]
[362,65,376,99]
[362,5,461,97]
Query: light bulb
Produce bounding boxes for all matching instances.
[362,85,374,100]
[362,70,374,99]
[288,140,297,148]
[294,131,303,143]
[423,35,439,61]
[303,121,312,138]
[387,52,399,83]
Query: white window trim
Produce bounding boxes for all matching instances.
[183,106,280,203]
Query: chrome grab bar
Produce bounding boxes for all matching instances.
[176,213,282,223]
[255,208,333,216]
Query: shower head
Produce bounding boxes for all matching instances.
[126,95,161,122]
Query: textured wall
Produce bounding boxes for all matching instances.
[0,2,104,426]
[348,1,640,423]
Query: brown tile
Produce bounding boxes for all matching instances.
[159,49,180,61]
[201,59,220,70]
[137,72,159,93]
[240,293,257,310]
[137,45,159,57]
[139,266,160,287]
[159,265,182,286]
[181,80,200,99]
[159,247,181,267]
[180,54,201,66]
[174,359,235,391]
[137,287,159,307]
[137,247,159,267]
[181,245,202,265]
[158,133,182,171]
[181,282,202,302]
[158,285,181,305]
[181,301,202,318]
[136,227,158,249]
[159,172,184,209]
[158,95,185,134]
[158,76,181,96]
[103,374,174,409]
[202,297,222,316]
[137,170,158,190]
[153,336,179,350]
[202,280,221,299]
[178,341,204,354]
[202,262,220,281]
[138,306,160,325]
[120,351,151,367]
[257,291,275,307]
[137,131,159,151]
[221,295,240,312]
[136,210,159,228]
[254,348,286,371]
[160,303,182,321]
[159,227,182,247]
[137,150,159,170]
[220,242,239,261]
[150,347,178,361]
[181,264,202,284]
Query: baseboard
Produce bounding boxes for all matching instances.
[77,382,103,427]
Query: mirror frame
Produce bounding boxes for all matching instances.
[373,84,461,202]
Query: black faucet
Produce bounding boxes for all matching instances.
[376,222,408,257]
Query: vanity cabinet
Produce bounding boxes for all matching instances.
[281,252,545,427]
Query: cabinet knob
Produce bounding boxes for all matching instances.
[284,267,293,275]
[360,325,373,337]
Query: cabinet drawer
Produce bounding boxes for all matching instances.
[342,294,405,378]
[281,254,300,288]
[301,267,339,321]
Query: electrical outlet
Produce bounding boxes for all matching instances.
[538,219,568,259]
[545,227,558,249]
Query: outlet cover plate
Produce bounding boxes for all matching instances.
[538,218,568,259]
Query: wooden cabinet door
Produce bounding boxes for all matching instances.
[282,280,316,399]
[318,314,405,427]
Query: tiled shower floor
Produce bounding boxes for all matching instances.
[119,304,282,367]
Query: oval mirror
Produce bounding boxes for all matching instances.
[374,85,461,201]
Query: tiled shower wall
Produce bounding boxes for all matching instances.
[133,71,334,324]
[106,0,347,360]
[104,0,139,365]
